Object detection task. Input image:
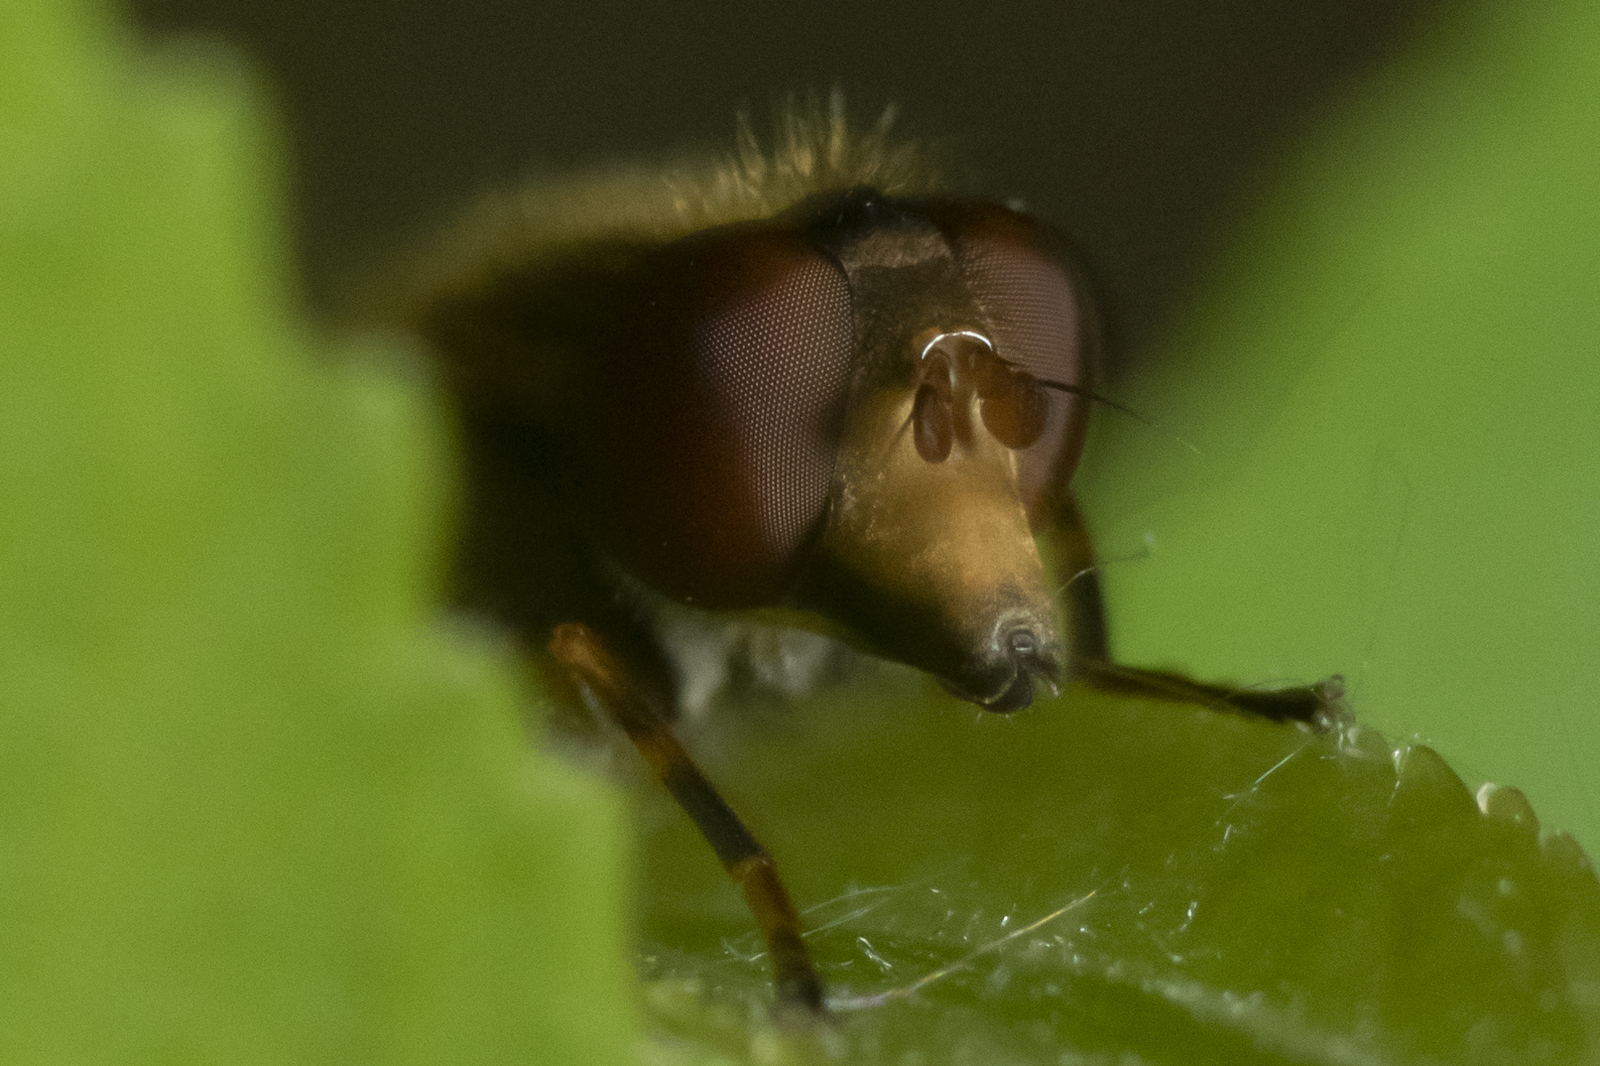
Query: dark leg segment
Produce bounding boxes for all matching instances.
[1074,658,1345,727]
[548,623,827,1015]
[1051,495,1348,731]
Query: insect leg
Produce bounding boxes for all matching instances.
[547,622,827,1016]
[1052,495,1347,730]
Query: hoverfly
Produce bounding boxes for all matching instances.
[376,101,1341,1014]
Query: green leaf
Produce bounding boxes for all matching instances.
[0,2,633,1062]
[637,680,1600,1064]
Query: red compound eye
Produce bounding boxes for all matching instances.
[610,219,855,605]
[920,199,1093,510]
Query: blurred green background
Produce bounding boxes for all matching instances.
[1073,0,1600,862]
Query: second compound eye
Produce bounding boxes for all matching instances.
[920,199,1093,509]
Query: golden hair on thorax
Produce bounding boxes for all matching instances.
[374,94,941,327]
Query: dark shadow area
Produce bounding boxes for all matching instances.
[129,0,1453,372]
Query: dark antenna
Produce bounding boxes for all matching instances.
[1035,378,1201,456]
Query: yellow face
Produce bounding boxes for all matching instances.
[811,376,1063,711]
